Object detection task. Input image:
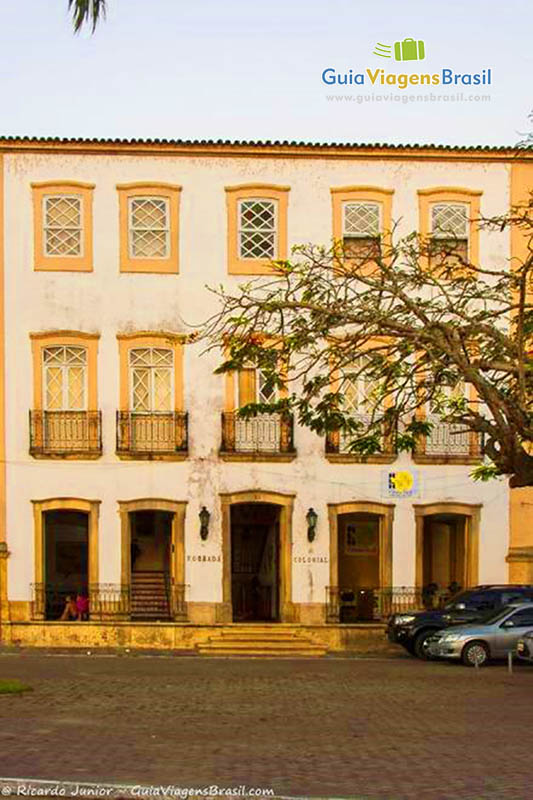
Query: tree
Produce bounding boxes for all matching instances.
[68,0,106,33]
[202,199,533,488]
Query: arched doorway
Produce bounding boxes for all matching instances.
[32,498,100,621]
[414,503,481,599]
[119,499,187,621]
[328,502,394,622]
[220,490,294,623]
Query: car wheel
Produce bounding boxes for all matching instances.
[461,640,490,667]
[413,629,438,660]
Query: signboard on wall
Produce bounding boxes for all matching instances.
[382,468,420,499]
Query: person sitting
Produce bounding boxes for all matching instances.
[60,595,78,621]
[76,591,90,621]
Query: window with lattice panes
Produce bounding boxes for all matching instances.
[129,348,174,412]
[341,358,379,415]
[43,195,83,257]
[128,197,170,259]
[238,367,278,407]
[43,346,87,410]
[238,199,277,260]
[342,201,381,262]
[430,203,469,267]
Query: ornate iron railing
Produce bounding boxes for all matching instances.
[326,585,439,623]
[326,414,396,458]
[116,411,188,456]
[414,416,483,460]
[30,583,129,621]
[30,411,102,457]
[221,411,295,455]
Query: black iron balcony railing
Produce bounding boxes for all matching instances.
[221,411,295,455]
[413,415,483,462]
[30,582,188,622]
[116,411,188,457]
[29,410,102,457]
[30,583,130,621]
[325,414,396,460]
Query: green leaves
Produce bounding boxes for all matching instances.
[68,0,106,33]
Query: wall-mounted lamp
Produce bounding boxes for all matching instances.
[306,507,318,543]
[199,506,210,541]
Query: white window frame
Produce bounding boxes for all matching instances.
[129,347,175,414]
[43,194,84,258]
[342,201,382,240]
[237,198,278,260]
[42,346,88,412]
[430,202,469,254]
[128,196,170,260]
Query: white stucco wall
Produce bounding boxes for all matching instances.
[3,150,511,605]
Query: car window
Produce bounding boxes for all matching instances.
[506,608,533,627]
[459,591,500,610]
[501,593,527,605]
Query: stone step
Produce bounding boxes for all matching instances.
[197,646,326,657]
[201,639,325,651]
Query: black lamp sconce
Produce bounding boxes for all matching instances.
[306,507,318,542]
[199,506,210,541]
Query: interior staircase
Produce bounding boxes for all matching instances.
[196,624,328,657]
[131,570,171,621]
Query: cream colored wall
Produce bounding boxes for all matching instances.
[3,151,511,608]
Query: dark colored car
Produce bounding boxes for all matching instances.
[387,585,533,659]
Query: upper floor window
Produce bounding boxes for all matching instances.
[331,186,394,268]
[238,199,277,260]
[430,202,469,267]
[238,366,277,407]
[117,183,181,273]
[43,346,87,411]
[225,184,290,275]
[342,201,381,262]
[32,182,94,272]
[129,197,170,259]
[44,195,83,257]
[418,187,482,271]
[129,347,174,412]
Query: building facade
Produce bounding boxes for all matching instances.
[0,137,531,651]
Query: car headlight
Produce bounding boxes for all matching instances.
[394,614,416,624]
[441,633,467,642]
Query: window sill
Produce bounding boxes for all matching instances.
[325,453,397,464]
[412,454,481,465]
[116,451,188,461]
[30,451,102,460]
[219,451,297,463]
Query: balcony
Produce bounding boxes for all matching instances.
[116,412,188,460]
[413,415,483,464]
[220,411,296,461]
[29,410,102,458]
[325,585,449,623]
[325,414,397,464]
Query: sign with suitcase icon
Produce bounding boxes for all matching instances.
[394,38,425,61]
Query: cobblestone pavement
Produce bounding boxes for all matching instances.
[0,653,531,799]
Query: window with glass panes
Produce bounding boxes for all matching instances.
[128,197,170,259]
[43,195,83,257]
[129,348,174,412]
[342,357,378,415]
[238,199,277,260]
[430,203,469,265]
[342,201,381,261]
[43,346,87,410]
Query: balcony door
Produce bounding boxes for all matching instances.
[129,347,175,452]
[42,345,89,452]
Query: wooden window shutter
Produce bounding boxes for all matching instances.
[238,368,256,407]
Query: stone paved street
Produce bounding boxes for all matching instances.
[0,652,531,800]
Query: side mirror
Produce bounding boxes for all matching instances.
[501,619,515,628]
[454,602,466,610]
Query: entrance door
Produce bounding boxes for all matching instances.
[337,513,380,622]
[44,510,89,620]
[230,503,280,622]
[130,510,172,620]
[422,514,466,599]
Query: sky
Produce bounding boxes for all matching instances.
[0,0,532,146]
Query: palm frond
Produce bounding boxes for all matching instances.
[68,0,107,33]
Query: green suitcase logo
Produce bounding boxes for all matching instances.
[394,38,425,61]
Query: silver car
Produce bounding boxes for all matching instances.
[516,630,533,664]
[427,602,533,666]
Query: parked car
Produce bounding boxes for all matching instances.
[516,630,533,664]
[387,585,533,659]
[427,603,533,666]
